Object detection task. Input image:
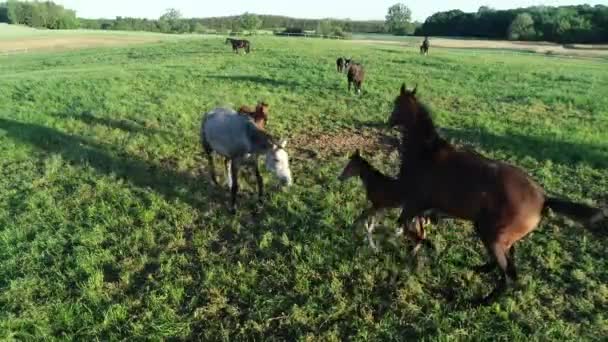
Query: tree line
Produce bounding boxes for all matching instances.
[77,14,386,35]
[2,1,607,44]
[419,5,608,43]
[0,1,78,29]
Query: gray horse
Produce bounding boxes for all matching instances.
[201,108,292,212]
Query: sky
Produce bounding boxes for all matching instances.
[55,1,607,22]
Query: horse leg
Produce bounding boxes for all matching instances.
[202,139,218,185]
[229,158,241,213]
[477,239,511,305]
[507,245,518,281]
[357,82,362,95]
[253,159,264,202]
[224,158,232,188]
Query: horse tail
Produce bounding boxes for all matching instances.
[245,42,250,53]
[544,197,606,226]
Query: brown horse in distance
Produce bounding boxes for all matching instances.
[338,149,432,253]
[389,83,605,304]
[238,102,269,129]
[347,63,365,95]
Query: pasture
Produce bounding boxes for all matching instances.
[0,34,607,340]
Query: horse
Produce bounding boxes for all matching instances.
[347,63,365,95]
[336,57,345,73]
[344,58,352,72]
[238,102,269,129]
[339,149,433,253]
[201,108,292,212]
[225,38,251,54]
[420,37,429,56]
[388,83,606,304]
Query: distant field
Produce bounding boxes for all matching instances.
[353,33,608,59]
[0,24,200,53]
[1,35,607,340]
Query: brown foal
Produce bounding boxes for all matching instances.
[339,150,432,253]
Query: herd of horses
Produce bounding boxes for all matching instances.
[207,37,605,304]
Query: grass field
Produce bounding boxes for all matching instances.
[1,34,607,340]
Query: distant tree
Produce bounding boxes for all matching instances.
[239,12,262,33]
[160,8,182,22]
[385,3,412,35]
[508,13,536,40]
[316,19,333,36]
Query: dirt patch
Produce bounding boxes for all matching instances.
[291,128,400,159]
[350,37,608,58]
[0,35,163,54]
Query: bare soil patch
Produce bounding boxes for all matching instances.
[351,37,608,58]
[291,128,399,159]
[0,35,163,54]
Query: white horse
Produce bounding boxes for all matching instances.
[201,107,292,212]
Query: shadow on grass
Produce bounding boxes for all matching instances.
[54,111,172,137]
[441,127,608,169]
[0,117,220,209]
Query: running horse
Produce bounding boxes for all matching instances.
[225,38,251,54]
[389,83,606,304]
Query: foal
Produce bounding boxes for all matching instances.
[238,102,269,129]
[339,150,431,252]
[347,63,365,95]
[336,57,345,73]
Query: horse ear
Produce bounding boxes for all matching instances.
[279,139,287,149]
[412,84,418,96]
[400,83,407,95]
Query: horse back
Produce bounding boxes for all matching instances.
[202,109,256,158]
[405,147,543,220]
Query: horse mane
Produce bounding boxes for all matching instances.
[355,155,396,182]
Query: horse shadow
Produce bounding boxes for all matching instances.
[53,110,172,137]
[441,127,608,169]
[0,117,219,210]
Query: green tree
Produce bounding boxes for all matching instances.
[239,12,262,33]
[160,8,181,22]
[385,3,412,35]
[508,12,536,40]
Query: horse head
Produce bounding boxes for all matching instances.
[264,139,292,187]
[388,83,419,129]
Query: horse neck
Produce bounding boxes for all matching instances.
[248,125,273,154]
[357,159,393,190]
[399,104,443,174]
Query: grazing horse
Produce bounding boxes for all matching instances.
[238,102,269,129]
[225,38,251,54]
[201,108,292,212]
[347,63,365,95]
[336,57,345,73]
[388,83,606,304]
[339,149,432,253]
[420,36,429,55]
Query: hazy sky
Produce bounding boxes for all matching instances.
[55,1,606,22]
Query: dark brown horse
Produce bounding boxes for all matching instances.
[338,149,432,253]
[420,36,429,55]
[336,57,345,72]
[226,38,251,54]
[238,102,269,129]
[347,63,365,95]
[389,83,606,304]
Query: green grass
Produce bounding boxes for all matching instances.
[1,36,607,340]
